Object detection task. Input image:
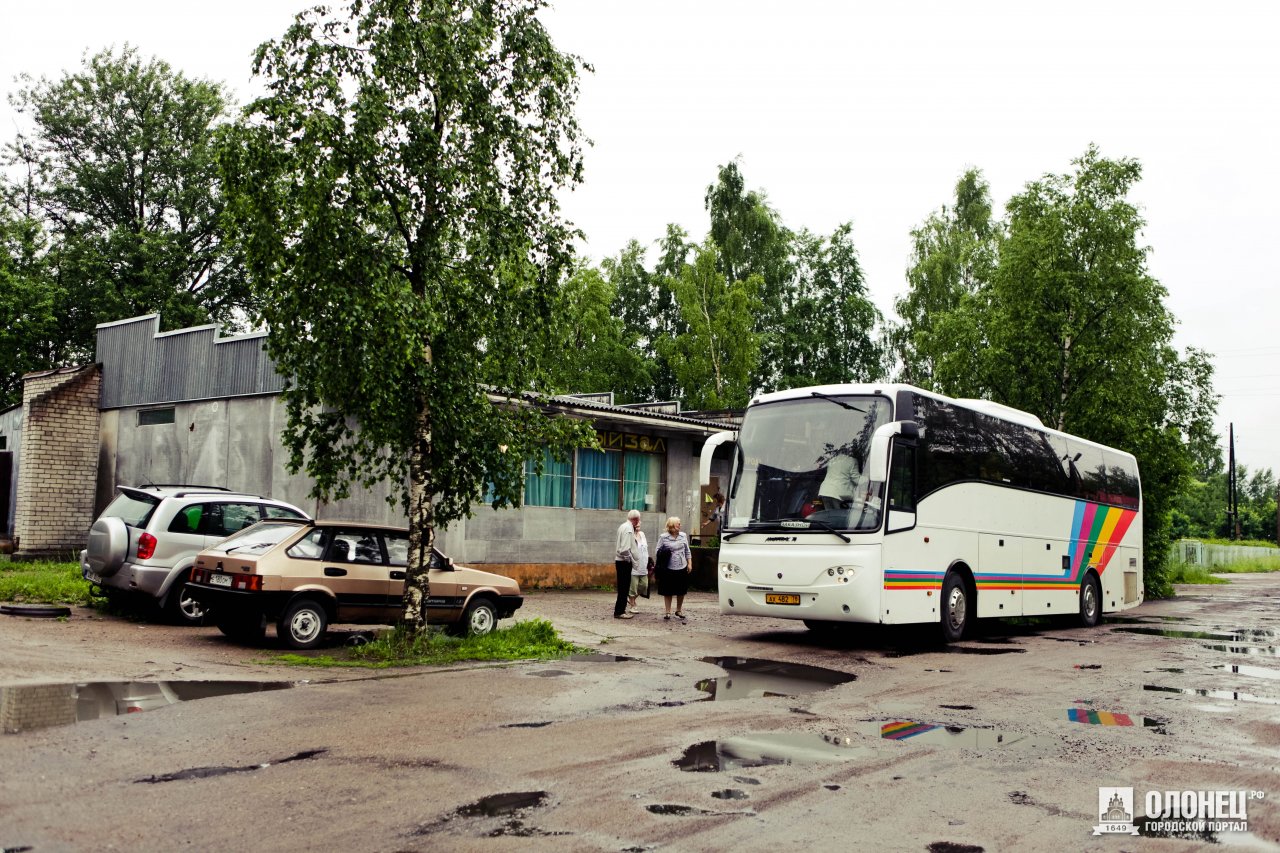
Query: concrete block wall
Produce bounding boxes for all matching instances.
[13,366,102,557]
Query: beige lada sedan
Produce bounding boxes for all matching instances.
[187,519,523,649]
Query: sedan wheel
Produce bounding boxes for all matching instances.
[279,598,329,650]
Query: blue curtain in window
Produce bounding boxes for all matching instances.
[524,451,572,507]
[623,451,663,512]
[576,449,621,509]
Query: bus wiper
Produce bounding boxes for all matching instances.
[725,519,851,543]
[809,391,865,413]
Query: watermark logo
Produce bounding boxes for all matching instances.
[1094,787,1263,836]
[1094,787,1139,835]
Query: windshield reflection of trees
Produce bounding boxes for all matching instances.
[745,399,889,531]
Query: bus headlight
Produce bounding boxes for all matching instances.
[827,566,854,578]
[720,562,740,579]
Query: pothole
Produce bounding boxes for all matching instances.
[694,657,854,701]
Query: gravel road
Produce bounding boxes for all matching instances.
[2,576,1279,851]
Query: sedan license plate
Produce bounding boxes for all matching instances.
[765,593,800,605]
[209,573,233,588]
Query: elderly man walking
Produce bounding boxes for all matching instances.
[613,509,647,619]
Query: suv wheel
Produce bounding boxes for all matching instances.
[164,577,206,626]
[278,598,328,650]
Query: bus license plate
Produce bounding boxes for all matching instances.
[209,574,233,588]
[766,593,800,605]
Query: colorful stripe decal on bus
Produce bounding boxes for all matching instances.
[883,500,1137,591]
[883,570,945,589]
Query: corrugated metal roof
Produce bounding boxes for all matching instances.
[95,314,741,433]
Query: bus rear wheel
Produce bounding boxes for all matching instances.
[940,572,969,643]
[1078,573,1102,628]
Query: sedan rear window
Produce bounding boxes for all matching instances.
[101,492,160,527]
[221,521,302,554]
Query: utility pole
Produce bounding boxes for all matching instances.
[1227,424,1238,541]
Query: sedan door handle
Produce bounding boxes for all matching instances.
[324,567,348,577]
[389,571,406,580]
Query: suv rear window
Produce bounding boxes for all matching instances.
[102,492,161,527]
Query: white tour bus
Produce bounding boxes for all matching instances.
[700,384,1143,640]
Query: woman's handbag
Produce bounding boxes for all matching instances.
[655,543,672,572]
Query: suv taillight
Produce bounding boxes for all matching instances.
[137,532,157,560]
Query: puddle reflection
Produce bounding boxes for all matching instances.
[1,680,294,733]
[871,720,1046,749]
[674,733,872,772]
[1144,685,1280,705]
[695,658,854,701]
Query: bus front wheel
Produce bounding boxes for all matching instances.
[1078,573,1102,628]
[940,572,969,643]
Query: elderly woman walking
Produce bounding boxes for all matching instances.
[654,516,693,620]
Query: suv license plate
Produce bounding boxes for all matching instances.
[765,593,800,605]
[209,574,233,588]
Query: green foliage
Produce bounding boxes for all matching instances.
[221,0,594,628]
[892,168,996,390]
[902,147,1218,598]
[2,45,250,400]
[1203,555,1280,572]
[659,241,761,409]
[272,618,584,668]
[0,561,92,605]
[549,265,651,400]
[1171,466,1278,544]
[0,208,57,405]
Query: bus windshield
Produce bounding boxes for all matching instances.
[730,394,892,532]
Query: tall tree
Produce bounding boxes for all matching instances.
[892,168,996,389]
[659,241,760,409]
[0,207,57,405]
[221,0,594,629]
[705,161,792,393]
[934,146,1217,594]
[551,264,651,401]
[4,46,250,359]
[780,223,886,388]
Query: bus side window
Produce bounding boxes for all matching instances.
[889,444,916,511]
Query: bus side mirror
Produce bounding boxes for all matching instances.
[867,421,918,483]
[699,430,737,487]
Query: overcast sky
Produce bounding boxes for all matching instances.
[3,1,1277,476]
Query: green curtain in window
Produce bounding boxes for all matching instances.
[577,448,621,509]
[525,450,572,507]
[623,451,663,512]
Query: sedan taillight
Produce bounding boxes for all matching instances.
[136,532,157,560]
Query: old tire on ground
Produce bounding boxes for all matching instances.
[1079,572,1102,628]
[217,613,267,643]
[163,577,206,626]
[940,571,970,643]
[278,598,329,650]
[451,598,497,637]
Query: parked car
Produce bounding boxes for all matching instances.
[80,485,310,625]
[186,519,524,649]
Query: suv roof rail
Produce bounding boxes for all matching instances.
[138,482,232,492]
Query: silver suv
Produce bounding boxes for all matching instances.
[80,485,309,624]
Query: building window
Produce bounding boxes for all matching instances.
[524,450,572,507]
[516,441,669,512]
[576,448,621,509]
[137,407,175,426]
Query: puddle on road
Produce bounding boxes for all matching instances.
[567,654,635,662]
[458,792,548,818]
[1216,663,1280,680]
[136,748,326,783]
[1113,627,1240,641]
[1144,685,1280,705]
[711,789,749,800]
[674,733,873,772]
[872,720,1046,749]
[695,657,854,701]
[885,646,1026,658]
[1203,643,1280,657]
[0,680,295,733]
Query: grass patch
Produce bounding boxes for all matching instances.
[0,560,94,605]
[1201,556,1280,574]
[1194,537,1278,549]
[271,618,588,668]
[1167,564,1231,585]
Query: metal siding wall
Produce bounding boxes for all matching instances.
[95,316,284,407]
